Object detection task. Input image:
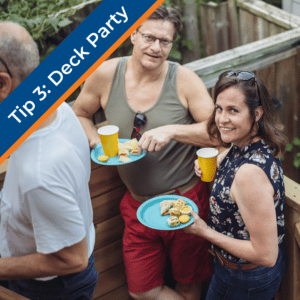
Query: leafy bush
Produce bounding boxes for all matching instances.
[286,137,300,169]
[0,0,102,60]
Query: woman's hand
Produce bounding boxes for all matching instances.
[183,211,210,237]
[194,159,202,178]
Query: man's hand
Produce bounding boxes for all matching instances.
[183,211,210,237]
[90,139,101,149]
[138,125,175,152]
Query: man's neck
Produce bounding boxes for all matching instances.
[128,56,167,82]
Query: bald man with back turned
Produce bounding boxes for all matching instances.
[0,22,98,300]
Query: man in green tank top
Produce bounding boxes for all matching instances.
[74,5,216,300]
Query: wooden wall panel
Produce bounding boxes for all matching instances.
[89,166,123,199]
[92,185,126,225]
[94,240,123,274]
[255,65,276,94]
[275,57,298,139]
[96,285,132,300]
[94,215,124,251]
[92,264,128,299]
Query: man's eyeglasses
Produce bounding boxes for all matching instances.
[219,70,261,105]
[131,111,147,141]
[136,29,173,48]
[0,56,12,78]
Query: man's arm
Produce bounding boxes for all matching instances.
[0,238,88,280]
[73,59,118,148]
[138,66,217,152]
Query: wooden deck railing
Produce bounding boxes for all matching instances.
[0,286,29,300]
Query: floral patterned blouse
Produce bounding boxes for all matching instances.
[209,139,285,263]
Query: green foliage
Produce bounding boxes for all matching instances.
[0,0,102,102]
[0,0,102,59]
[285,137,300,169]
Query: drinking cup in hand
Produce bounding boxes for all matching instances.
[196,148,219,182]
[98,125,119,157]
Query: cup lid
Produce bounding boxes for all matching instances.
[98,125,119,135]
[196,148,219,158]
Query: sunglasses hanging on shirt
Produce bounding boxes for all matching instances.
[131,111,147,141]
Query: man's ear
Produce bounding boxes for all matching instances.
[130,30,137,45]
[0,72,13,101]
[255,105,264,122]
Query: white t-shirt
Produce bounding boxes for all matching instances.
[0,103,95,279]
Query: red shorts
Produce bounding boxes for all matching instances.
[120,180,213,294]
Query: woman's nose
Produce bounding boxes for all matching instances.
[218,111,229,124]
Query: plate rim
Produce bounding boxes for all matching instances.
[136,195,198,231]
[91,138,146,165]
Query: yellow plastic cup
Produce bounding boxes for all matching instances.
[196,148,219,182]
[98,125,119,157]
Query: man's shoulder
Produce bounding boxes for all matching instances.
[176,64,198,79]
[94,57,124,79]
[176,64,205,92]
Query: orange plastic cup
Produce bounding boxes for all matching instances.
[98,125,119,157]
[196,148,219,182]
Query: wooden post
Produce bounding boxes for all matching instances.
[199,2,229,57]
[227,0,240,48]
[181,0,201,63]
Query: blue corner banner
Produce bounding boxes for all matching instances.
[0,0,163,163]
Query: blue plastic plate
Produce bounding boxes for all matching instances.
[137,195,198,230]
[91,139,146,165]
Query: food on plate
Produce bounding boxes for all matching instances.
[118,138,141,157]
[167,216,180,228]
[119,138,138,151]
[131,148,140,156]
[179,215,190,224]
[119,156,131,163]
[160,200,173,216]
[98,155,109,162]
[169,207,181,217]
[160,198,194,227]
[180,205,193,215]
[173,198,187,209]
[118,148,130,157]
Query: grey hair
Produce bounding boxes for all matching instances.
[0,22,39,82]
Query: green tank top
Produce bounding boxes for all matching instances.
[105,57,197,196]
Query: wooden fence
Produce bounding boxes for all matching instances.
[200,0,300,57]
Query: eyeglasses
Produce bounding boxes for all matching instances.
[0,56,12,78]
[136,29,173,48]
[219,70,261,105]
[131,111,147,141]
